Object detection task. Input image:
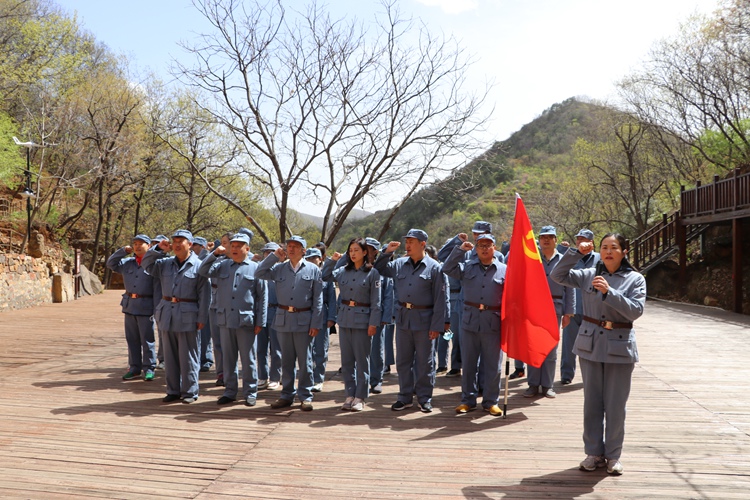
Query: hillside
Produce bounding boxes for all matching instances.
[332,97,614,249]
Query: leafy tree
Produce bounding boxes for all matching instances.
[619,0,750,173]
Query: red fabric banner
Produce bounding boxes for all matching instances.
[501,195,560,368]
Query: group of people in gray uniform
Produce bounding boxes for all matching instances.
[107,220,645,476]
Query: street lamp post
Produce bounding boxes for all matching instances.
[13,137,41,253]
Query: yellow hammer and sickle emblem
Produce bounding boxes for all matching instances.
[523,230,541,261]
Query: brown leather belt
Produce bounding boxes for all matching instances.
[583,316,633,330]
[128,293,152,299]
[163,296,198,303]
[551,294,563,299]
[277,304,311,313]
[464,301,501,311]
[398,301,433,310]
[341,299,370,307]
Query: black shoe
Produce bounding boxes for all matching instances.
[391,401,413,411]
[561,378,572,385]
[162,394,180,403]
[245,397,257,407]
[300,401,314,411]
[436,366,448,374]
[419,402,433,413]
[217,396,235,405]
[182,396,198,404]
[270,398,293,409]
[215,375,225,387]
[200,364,211,373]
[383,365,391,374]
[446,368,461,378]
[509,369,525,380]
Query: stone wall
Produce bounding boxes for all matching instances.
[0,253,54,311]
[0,230,80,312]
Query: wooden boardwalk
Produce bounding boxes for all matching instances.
[1,290,749,499]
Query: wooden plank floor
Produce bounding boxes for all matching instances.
[1,291,749,499]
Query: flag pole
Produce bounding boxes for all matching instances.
[503,358,510,419]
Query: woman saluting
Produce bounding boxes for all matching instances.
[551,233,646,476]
[322,238,382,412]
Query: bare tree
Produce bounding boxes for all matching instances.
[178,0,489,245]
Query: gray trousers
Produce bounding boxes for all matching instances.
[220,326,257,400]
[579,357,634,461]
[163,330,200,399]
[209,307,223,378]
[396,328,436,404]
[561,313,582,381]
[527,314,560,389]
[278,331,314,403]
[123,313,156,373]
[340,327,372,399]
[460,328,502,407]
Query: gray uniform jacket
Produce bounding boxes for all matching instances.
[255,254,324,333]
[437,235,505,295]
[321,259,382,328]
[106,248,160,316]
[331,254,394,323]
[373,252,448,333]
[572,251,600,315]
[551,248,646,364]
[198,252,268,329]
[317,281,338,330]
[142,249,210,333]
[543,250,575,317]
[442,246,506,334]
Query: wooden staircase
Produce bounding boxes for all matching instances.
[629,168,750,312]
[630,212,707,274]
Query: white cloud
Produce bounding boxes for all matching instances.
[413,0,479,15]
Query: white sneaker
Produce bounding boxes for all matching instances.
[607,459,623,475]
[266,381,280,390]
[579,455,606,471]
[350,398,365,411]
[341,396,354,411]
[257,379,268,390]
[311,383,323,392]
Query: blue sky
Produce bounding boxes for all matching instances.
[55,0,720,142]
[53,0,720,212]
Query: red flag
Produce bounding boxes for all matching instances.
[501,195,560,368]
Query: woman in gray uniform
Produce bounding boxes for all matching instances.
[322,238,382,412]
[551,233,646,476]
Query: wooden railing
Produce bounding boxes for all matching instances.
[631,212,677,272]
[631,168,749,272]
[630,212,708,273]
[681,168,750,219]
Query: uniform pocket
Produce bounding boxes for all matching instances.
[607,338,635,358]
[180,302,199,324]
[575,329,594,352]
[216,308,227,326]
